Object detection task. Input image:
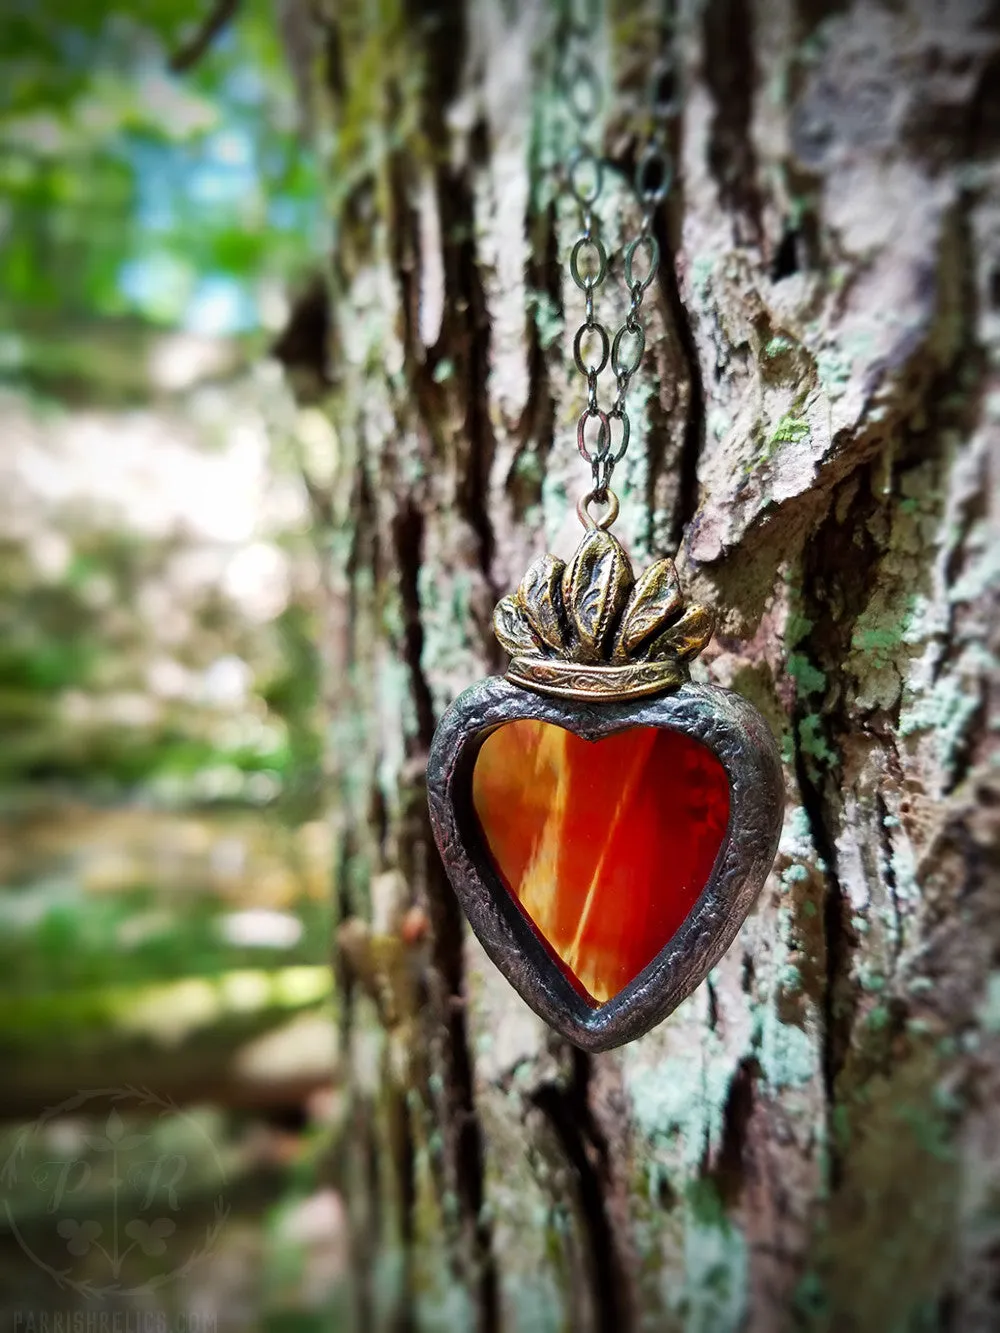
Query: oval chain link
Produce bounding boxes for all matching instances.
[555,4,680,507]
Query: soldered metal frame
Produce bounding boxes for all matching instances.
[426,674,784,1052]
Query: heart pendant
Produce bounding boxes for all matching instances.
[427,516,783,1050]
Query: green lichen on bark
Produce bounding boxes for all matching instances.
[298,0,1000,1328]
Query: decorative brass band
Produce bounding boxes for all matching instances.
[493,523,713,704]
[507,657,686,702]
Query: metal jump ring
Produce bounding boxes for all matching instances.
[574,323,610,377]
[611,323,646,378]
[577,487,620,531]
[635,145,673,204]
[607,410,631,464]
[649,53,681,119]
[566,57,602,123]
[568,147,603,206]
[576,408,610,464]
[570,235,608,291]
[624,234,660,292]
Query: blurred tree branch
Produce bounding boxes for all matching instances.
[169,0,242,72]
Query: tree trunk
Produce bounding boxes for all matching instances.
[284,1,1000,1328]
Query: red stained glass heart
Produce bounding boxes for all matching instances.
[472,721,730,1005]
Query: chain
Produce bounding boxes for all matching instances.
[555,3,680,518]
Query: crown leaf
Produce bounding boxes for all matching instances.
[646,603,715,663]
[612,558,684,661]
[519,554,567,652]
[494,594,543,658]
[562,529,633,663]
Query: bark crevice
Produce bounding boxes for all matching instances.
[393,502,437,746]
[509,199,559,519]
[657,219,707,555]
[530,1049,631,1333]
[395,503,500,1333]
[701,0,763,250]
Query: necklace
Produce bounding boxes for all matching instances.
[426,6,783,1050]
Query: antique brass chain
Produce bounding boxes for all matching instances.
[554,2,680,521]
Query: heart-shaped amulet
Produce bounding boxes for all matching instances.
[427,523,783,1050]
[473,720,730,1004]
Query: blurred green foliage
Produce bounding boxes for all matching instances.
[0,883,330,993]
[0,6,337,1323]
[0,0,328,808]
[0,521,326,808]
[0,0,332,1027]
[0,0,322,394]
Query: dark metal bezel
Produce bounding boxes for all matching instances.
[426,676,784,1051]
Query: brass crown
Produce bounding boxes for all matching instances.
[493,528,714,702]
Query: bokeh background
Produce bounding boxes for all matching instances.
[1,1,343,1324]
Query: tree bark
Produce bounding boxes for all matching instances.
[284,1,1000,1328]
